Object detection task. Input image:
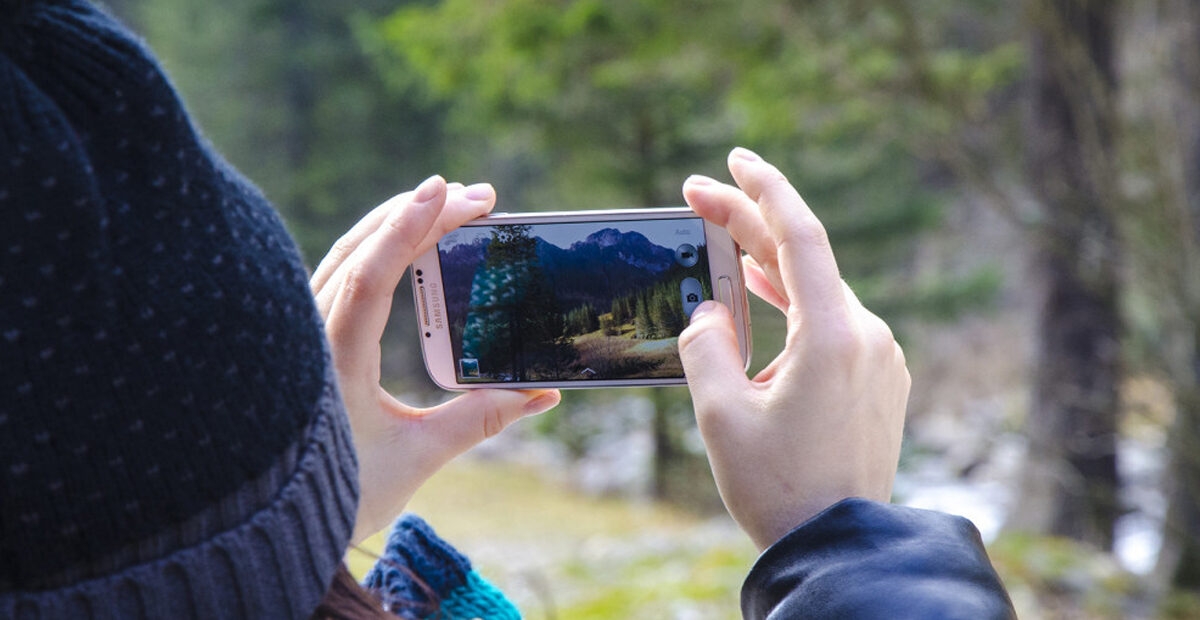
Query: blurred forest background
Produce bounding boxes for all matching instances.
[101,0,1200,618]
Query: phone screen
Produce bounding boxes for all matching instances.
[436,217,713,383]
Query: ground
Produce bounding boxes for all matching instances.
[349,452,1198,620]
[349,458,754,619]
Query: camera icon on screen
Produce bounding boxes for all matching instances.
[680,277,704,317]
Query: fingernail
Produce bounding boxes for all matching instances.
[685,174,716,187]
[414,175,444,203]
[523,392,559,415]
[464,183,494,202]
[731,147,761,162]
[689,300,720,321]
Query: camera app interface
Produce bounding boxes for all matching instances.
[437,217,712,383]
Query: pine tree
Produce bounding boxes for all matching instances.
[634,294,653,340]
[610,298,625,326]
[649,286,683,339]
[461,225,563,381]
[583,304,599,334]
[565,308,582,336]
[534,303,578,380]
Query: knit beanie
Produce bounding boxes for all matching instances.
[0,1,359,618]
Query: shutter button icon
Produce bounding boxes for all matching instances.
[680,277,704,317]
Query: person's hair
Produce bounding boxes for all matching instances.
[308,563,440,620]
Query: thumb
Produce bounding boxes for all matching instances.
[422,388,561,457]
[679,301,749,405]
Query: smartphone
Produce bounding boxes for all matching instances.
[410,207,751,389]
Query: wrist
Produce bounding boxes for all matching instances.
[350,449,421,546]
[746,493,871,550]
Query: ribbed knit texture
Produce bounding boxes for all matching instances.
[0,1,360,617]
[366,515,521,620]
[1,374,360,619]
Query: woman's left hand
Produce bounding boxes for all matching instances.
[311,175,561,544]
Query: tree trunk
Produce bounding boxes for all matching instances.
[1160,362,1200,589]
[1016,246,1122,548]
[1157,0,1200,591]
[650,387,682,500]
[1008,0,1123,550]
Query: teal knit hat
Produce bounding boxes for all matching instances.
[0,1,359,617]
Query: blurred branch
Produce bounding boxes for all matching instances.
[887,2,1044,236]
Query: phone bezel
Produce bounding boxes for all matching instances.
[410,207,751,390]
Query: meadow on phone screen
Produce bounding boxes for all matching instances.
[437,217,713,383]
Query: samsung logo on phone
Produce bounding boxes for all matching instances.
[429,282,444,330]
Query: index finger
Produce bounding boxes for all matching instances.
[325,176,449,379]
[311,183,468,294]
[726,148,848,321]
[683,174,789,307]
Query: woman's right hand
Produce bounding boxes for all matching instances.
[678,148,911,551]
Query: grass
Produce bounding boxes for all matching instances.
[573,328,684,378]
[348,458,756,619]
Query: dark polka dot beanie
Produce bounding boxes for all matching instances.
[0,1,359,617]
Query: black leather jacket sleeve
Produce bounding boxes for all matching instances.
[741,498,1016,619]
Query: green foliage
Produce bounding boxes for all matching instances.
[717,2,1021,320]
[127,0,444,262]
[369,0,1015,326]
[870,267,1004,322]
[371,0,741,206]
[634,293,653,340]
[566,304,601,336]
[648,282,686,339]
[610,296,630,325]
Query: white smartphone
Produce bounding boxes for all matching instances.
[410,207,751,389]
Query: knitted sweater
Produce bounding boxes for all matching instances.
[367,515,520,620]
